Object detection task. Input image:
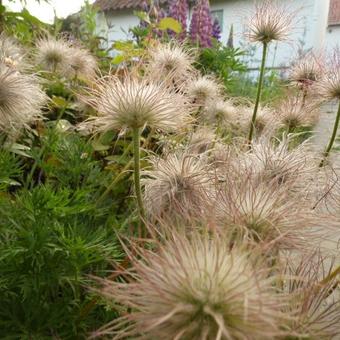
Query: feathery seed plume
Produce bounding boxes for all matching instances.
[247,0,295,44]
[187,75,222,106]
[0,64,47,134]
[146,43,196,86]
[142,153,211,220]
[68,46,98,80]
[81,75,192,133]
[94,230,287,339]
[35,36,72,75]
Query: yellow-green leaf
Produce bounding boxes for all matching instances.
[158,18,182,33]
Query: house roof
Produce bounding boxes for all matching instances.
[94,0,167,11]
[329,0,340,26]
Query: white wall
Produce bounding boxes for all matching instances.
[325,25,340,50]
[95,9,140,50]
[208,0,328,70]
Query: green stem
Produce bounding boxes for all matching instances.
[132,127,145,223]
[247,42,268,147]
[319,101,340,167]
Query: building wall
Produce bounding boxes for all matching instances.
[208,0,330,71]
[326,25,340,49]
[95,9,140,50]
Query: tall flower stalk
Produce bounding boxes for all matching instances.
[247,42,268,145]
[132,127,145,220]
[317,47,340,166]
[246,1,294,145]
[319,102,340,167]
[80,75,192,229]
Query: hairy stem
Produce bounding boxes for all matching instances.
[132,127,145,223]
[247,42,268,147]
[319,101,340,167]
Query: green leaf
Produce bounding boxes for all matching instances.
[158,18,182,33]
[111,54,125,65]
[112,40,134,51]
[52,96,68,108]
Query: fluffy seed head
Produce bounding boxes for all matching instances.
[275,95,321,129]
[0,33,25,70]
[203,98,238,126]
[146,43,195,85]
[0,64,47,134]
[238,105,277,137]
[142,153,211,220]
[187,75,222,106]
[95,231,286,339]
[82,75,192,133]
[187,126,217,154]
[283,253,340,339]
[289,51,324,89]
[247,0,294,44]
[316,47,340,100]
[35,36,72,75]
[68,46,98,80]
[214,174,311,250]
[242,136,317,188]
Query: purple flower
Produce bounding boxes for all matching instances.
[169,0,189,40]
[190,0,213,47]
[212,18,221,41]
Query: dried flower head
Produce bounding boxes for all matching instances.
[214,174,312,250]
[316,47,340,100]
[35,36,72,75]
[95,231,286,339]
[82,75,192,133]
[238,105,277,137]
[275,95,321,129]
[187,75,222,106]
[142,153,211,220]
[244,136,317,188]
[0,33,25,70]
[0,64,47,134]
[68,46,98,80]
[289,51,324,89]
[203,98,237,126]
[146,43,195,85]
[247,0,294,44]
[187,126,217,154]
[283,252,340,339]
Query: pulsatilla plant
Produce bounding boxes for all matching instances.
[81,74,192,229]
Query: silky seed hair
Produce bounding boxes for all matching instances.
[274,95,321,129]
[93,230,288,339]
[35,35,72,75]
[315,46,340,101]
[142,152,212,220]
[247,0,295,44]
[0,33,26,70]
[282,252,340,339]
[80,74,193,133]
[0,64,47,135]
[203,98,238,126]
[187,75,222,106]
[146,43,196,86]
[68,46,98,80]
[213,170,314,251]
[289,51,324,89]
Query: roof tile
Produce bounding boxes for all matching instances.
[329,0,340,25]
